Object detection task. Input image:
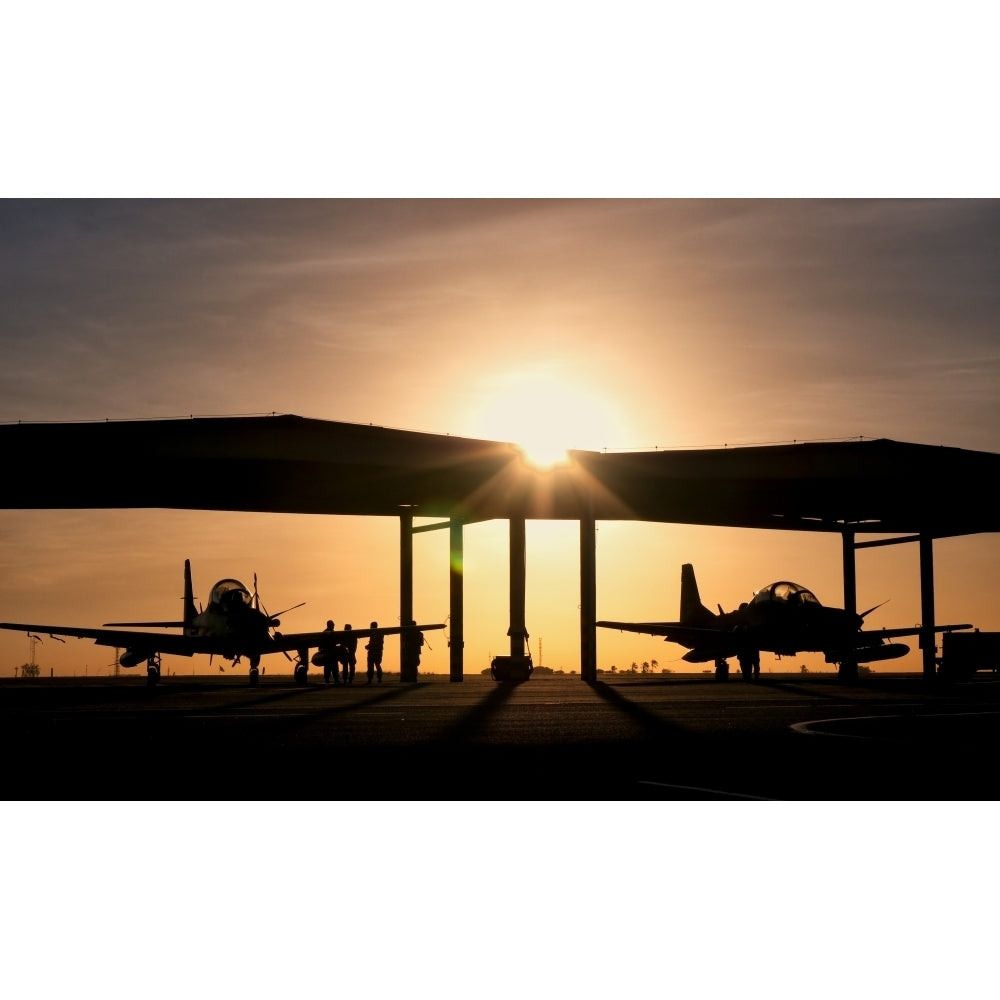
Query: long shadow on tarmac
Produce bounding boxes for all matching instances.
[437,682,519,743]
[586,680,683,739]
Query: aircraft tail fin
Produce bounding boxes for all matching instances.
[679,563,717,627]
[183,559,197,634]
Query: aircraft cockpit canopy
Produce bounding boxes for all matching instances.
[751,581,821,607]
[210,578,253,610]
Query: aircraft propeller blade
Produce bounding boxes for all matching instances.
[272,602,306,619]
[860,600,890,620]
[270,631,294,661]
[251,575,303,660]
[251,573,276,622]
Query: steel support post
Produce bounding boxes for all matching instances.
[842,529,857,619]
[508,514,528,658]
[449,519,464,682]
[919,533,937,680]
[399,510,415,682]
[580,509,597,683]
[839,530,859,680]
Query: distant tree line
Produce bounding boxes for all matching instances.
[478,665,576,676]
[598,660,665,675]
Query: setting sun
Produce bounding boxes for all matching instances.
[468,369,630,468]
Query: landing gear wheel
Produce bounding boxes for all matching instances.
[146,666,160,687]
[838,659,859,682]
[249,667,260,687]
[714,659,730,681]
[294,664,308,686]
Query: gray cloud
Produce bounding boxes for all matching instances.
[1,199,996,449]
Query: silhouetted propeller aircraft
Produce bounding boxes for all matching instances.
[0,559,444,687]
[597,563,972,679]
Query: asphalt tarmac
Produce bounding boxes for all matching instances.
[3,671,1000,800]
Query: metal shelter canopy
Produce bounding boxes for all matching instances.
[0,415,526,519]
[571,438,1000,537]
[2,414,1000,536]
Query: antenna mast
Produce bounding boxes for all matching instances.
[25,633,42,678]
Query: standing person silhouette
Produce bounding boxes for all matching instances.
[365,621,384,684]
[320,620,342,685]
[342,624,358,684]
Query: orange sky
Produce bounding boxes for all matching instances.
[1,200,999,677]
[1,471,997,679]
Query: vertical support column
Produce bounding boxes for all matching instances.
[449,519,464,682]
[399,510,415,682]
[580,507,597,683]
[842,529,857,619]
[839,529,858,681]
[508,514,528,658]
[919,533,937,680]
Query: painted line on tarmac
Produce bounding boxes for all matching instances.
[792,717,879,740]
[637,780,773,800]
[790,701,927,738]
[792,709,1000,739]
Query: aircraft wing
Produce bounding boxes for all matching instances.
[0,621,199,656]
[852,623,973,645]
[600,619,749,664]
[597,618,975,664]
[0,621,446,658]
[597,620,721,642]
[266,623,446,653]
[595,619,745,658]
[598,620,974,643]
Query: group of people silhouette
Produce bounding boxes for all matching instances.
[318,620,424,684]
[321,621,381,684]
